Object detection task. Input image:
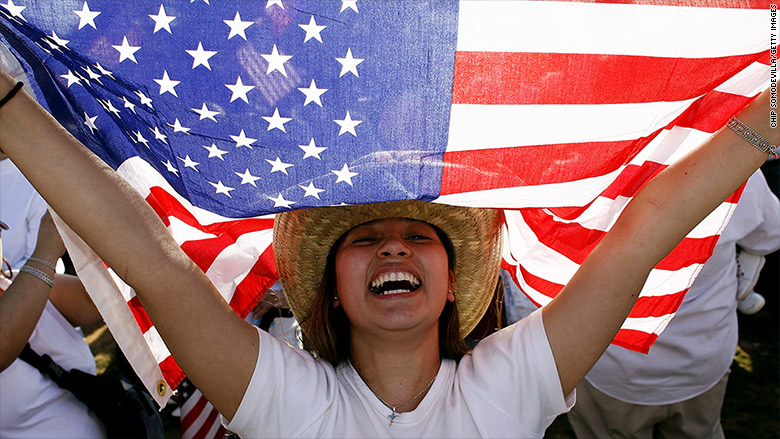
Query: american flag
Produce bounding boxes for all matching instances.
[0,0,771,426]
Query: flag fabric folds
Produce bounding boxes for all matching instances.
[0,0,772,415]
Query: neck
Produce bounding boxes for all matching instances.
[349,325,441,414]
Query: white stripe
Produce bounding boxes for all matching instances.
[620,314,675,335]
[142,326,173,364]
[446,99,697,152]
[714,62,771,97]
[205,229,274,302]
[168,217,217,243]
[457,1,767,57]
[181,393,212,439]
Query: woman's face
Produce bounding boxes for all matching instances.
[334,218,454,338]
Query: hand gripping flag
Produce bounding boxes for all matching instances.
[0,0,772,417]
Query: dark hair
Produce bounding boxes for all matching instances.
[299,221,470,367]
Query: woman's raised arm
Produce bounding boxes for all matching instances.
[542,88,777,397]
[0,71,257,419]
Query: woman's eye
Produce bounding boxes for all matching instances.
[352,236,377,244]
[407,234,431,241]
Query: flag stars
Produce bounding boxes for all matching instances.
[94,63,113,78]
[168,118,191,133]
[333,163,358,186]
[82,66,102,84]
[121,96,137,113]
[266,157,293,175]
[47,31,69,49]
[230,129,257,149]
[261,44,292,77]
[83,112,98,134]
[299,15,326,43]
[300,182,325,199]
[61,70,81,87]
[133,131,150,148]
[224,11,253,40]
[154,71,180,97]
[149,4,176,34]
[262,108,292,132]
[191,103,220,122]
[150,126,168,144]
[334,111,362,136]
[209,181,235,197]
[235,169,261,186]
[112,36,141,63]
[186,42,217,70]
[204,143,229,160]
[135,90,153,108]
[74,1,100,30]
[266,0,284,9]
[162,160,179,176]
[298,138,327,159]
[1,0,26,19]
[225,76,255,103]
[178,155,200,171]
[100,99,121,117]
[298,79,327,107]
[268,193,295,209]
[336,48,364,78]
[340,0,359,13]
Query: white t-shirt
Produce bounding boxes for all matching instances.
[0,275,106,438]
[0,159,47,269]
[226,309,573,438]
[585,171,780,405]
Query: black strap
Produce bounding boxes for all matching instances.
[19,343,69,388]
[0,81,23,110]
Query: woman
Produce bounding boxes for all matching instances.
[0,64,775,436]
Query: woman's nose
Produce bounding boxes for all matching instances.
[377,235,409,257]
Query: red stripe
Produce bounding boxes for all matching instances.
[453,52,763,105]
[230,246,279,317]
[181,393,207,433]
[612,329,659,354]
[127,296,154,333]
[628,291,687,318]
[673,91,757,133]
[159,355,185,391]
[192,407,220,439]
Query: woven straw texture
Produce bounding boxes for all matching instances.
[273,200,503,339]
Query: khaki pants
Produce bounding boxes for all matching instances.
[567,372,729,439]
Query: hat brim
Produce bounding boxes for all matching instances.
[273,200,503,339]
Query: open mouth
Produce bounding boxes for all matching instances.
[369,272,421,296]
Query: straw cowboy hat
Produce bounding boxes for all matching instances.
[273,200,503,338]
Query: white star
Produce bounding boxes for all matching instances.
[225,76,254,103]
[261,44,292,77]
[47,31,69,49]
[336,48,364,77]
[82,65,102,84]
[178,155,200,171]
[300,182,325,199]
[334,111,362,136]
[235,169,261,186]
[61,70,81,87]
[83,112,98,134]
[168,118,190,133]
[133,131,150,148]
[112,36,141,63]
[298,79,327,107]
[121,96,137,113]
[298,138,327,159]
[74,1,100,30]
[266,157,293,175]
[150,126,168,144]
[224,11,253,40]
[94,63,113,78]
[262,108,292,132]
[332,163,358,186]
[149,4,175,34]
[100,99,121,117]
[191,103,220,122]
[299,15,326,43]
[135,90,153,108]
[2,0,25,19]
[266,0,284,9]
[230,129,257,149]
[186,42,217,70]
[154,70,180,96]
[268,193,296,209]
[340,0,358,13]
[203,143,228,160]
[208,180,235,197]
[162,160,179,176]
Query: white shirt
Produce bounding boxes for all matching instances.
[0,159,47,269]
[226,309,573,438]
[0,276,106,438]
[585,171,780,404]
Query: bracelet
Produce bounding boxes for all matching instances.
[27,257,57,271]
[0,81,23,110]
[727,116,778,158]
[19,265,55,288]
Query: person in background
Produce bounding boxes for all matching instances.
[567,170,780,439]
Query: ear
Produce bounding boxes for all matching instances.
[332,293,341,308]
[447,270,455,302]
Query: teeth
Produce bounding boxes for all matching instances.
[370,272,421,295]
